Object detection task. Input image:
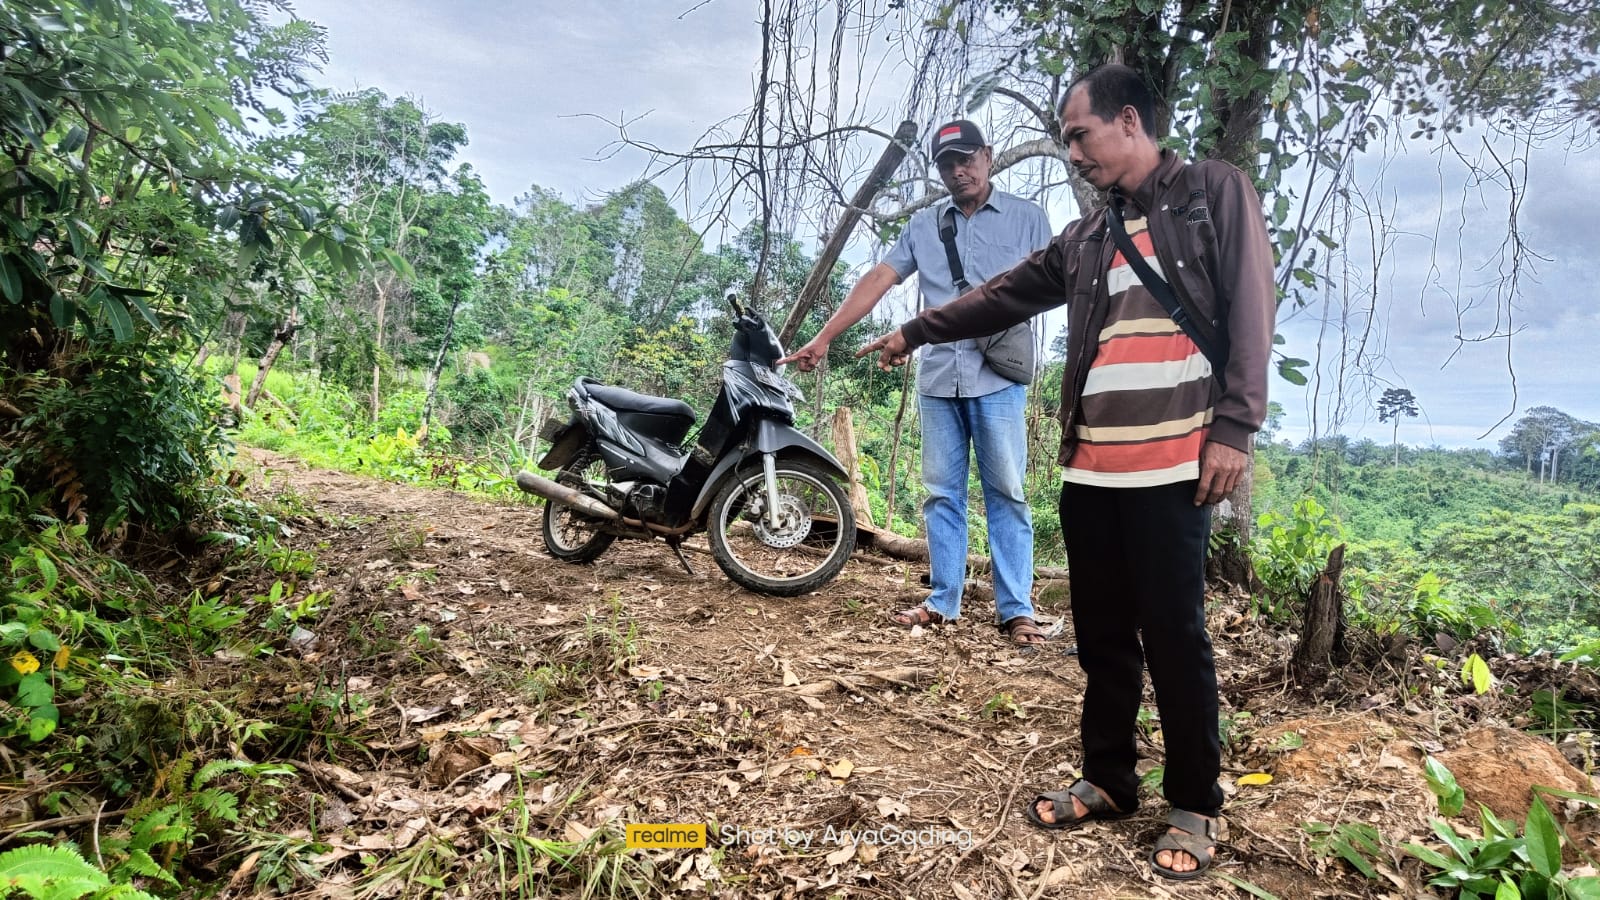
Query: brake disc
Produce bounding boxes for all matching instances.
[752,494,811,548]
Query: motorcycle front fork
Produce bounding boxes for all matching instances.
[761,452,784,529]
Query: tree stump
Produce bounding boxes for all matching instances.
[1291,543,1347,687]
[829,407,874,530]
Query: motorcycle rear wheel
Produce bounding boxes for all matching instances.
[707,457,855,596]
[541,454,616,563]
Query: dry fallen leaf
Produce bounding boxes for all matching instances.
[995,846,1030,873]
[877,797,910,820]
[781,660,801,687]
[788,746,814,757]
[824,841,856,866]
[737,758,764,783]
[826,758,855,779]
[1237,772,1274,787]
[856,842,879,863]
[1044,865,1076,887]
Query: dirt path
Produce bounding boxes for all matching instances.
[241,449,1426,899]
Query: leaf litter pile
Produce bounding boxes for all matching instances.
[202,450,1599,898]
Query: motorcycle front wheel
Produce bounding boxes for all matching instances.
[706,457,856,596]
[541,453,616,563]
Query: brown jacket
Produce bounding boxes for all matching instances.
[899,151,1277,465]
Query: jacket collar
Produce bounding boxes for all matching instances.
[1115,149,1185,217]
[944,187,1004,220]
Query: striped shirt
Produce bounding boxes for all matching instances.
[1064,215,1215,487]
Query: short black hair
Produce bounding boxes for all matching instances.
[1062,64,1159,139]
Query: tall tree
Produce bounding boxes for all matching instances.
[283,90,465,416]
[1377,388,1419,467]
[0,0,362,531]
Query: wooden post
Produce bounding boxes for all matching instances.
[829,406,874,529]
[778,120,918,348]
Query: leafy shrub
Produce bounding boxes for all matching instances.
[442,368,510,445]
[1406,759,1600,898]
[10,342,227,534]
[1252,497,1345,619]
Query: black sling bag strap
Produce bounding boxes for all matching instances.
[937,206,972,293]
[1105,193,1229,390]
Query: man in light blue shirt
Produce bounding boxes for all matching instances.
[779,119,1051,646]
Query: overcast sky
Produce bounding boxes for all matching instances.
[285,0,1600,450]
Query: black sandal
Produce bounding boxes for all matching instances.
[1023,779,1134,831]
[1149,809,1218,880]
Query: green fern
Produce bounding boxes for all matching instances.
[115,850,178,888]
[0,844,106,899]
[189,759,251,789]
[191,789,239,824]
[93,885,163,900]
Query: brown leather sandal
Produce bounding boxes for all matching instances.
[1002,616,1046,646]
[889,605,946,627]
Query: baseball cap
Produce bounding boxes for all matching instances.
[931,120,986,160]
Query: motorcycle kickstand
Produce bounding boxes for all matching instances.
[665,537,696,577]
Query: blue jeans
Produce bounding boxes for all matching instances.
[918,383,1035,624]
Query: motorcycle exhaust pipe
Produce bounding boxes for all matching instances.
[515,470,619,520]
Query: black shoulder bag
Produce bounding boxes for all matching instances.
[936,206,1035,384]
[1105,193,1229,390]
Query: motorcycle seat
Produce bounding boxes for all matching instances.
[584,382,694,420]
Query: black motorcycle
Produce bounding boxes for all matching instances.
[517,295,856,596]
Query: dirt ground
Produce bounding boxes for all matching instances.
[227,449,1594,899]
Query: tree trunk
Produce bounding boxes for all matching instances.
[829,406,874,529]
[778,119,917,348]
[1206,451,1260,592]
[1291,544,1348,687]
[370,275,389,420]
[245,312,300,409]
[883,361,914,534]
[420,289,464,442]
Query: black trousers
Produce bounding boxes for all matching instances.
[1060,479,1224,817]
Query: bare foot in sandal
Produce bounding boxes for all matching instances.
[1026,779,1129,829]
[889,605,946,628]
[1150,810,1218,880]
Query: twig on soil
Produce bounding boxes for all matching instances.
[908,737,1067,887]
[92,801,105,867]
[988,851,1028,899]
[905,710,983,742]
[441,763,495,795]
[289,760,367,803]
[1027,844,1057,900]
[392,696,409,739]
[1229,815,1308,871]
[0,807,131,850]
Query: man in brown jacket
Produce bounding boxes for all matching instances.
[862,64,1275,880]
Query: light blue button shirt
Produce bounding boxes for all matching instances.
[884,190,1053,398]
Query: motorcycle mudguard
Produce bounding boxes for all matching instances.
[538,421,588,471]
[689,418,849,520]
